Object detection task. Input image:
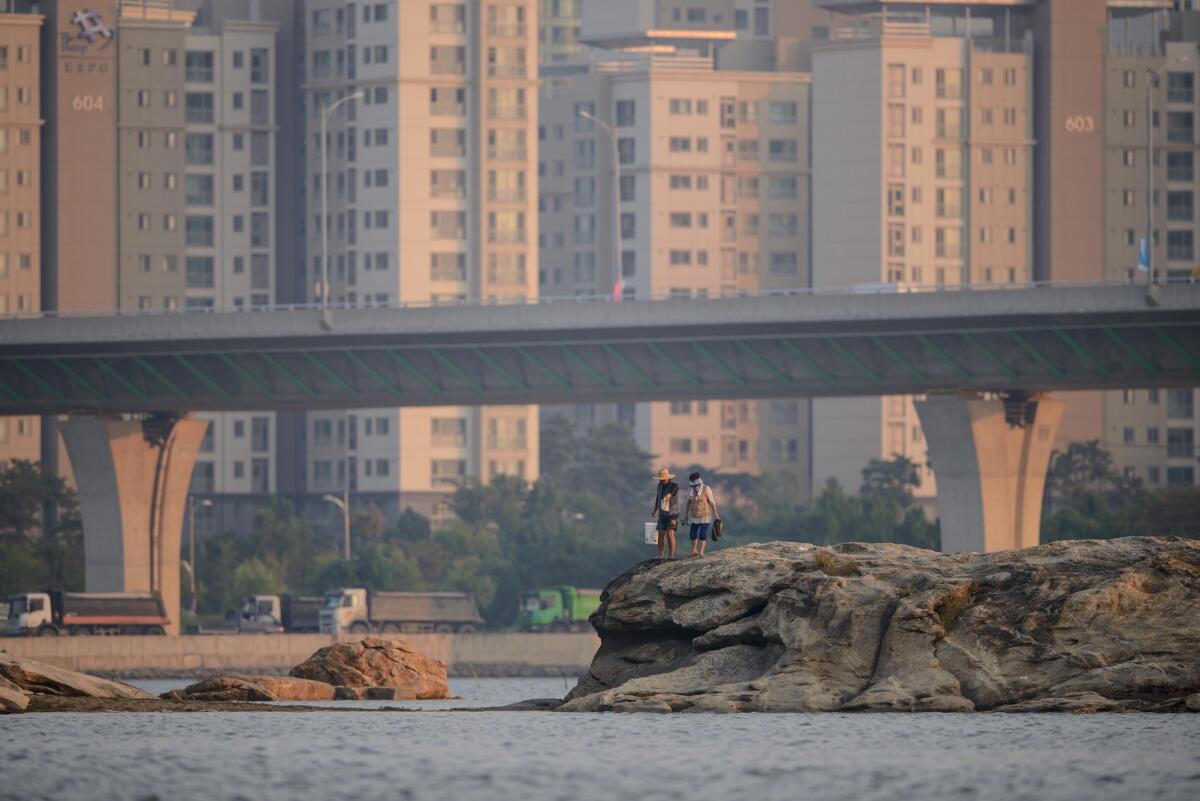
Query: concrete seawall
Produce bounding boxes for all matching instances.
[0,632,598,678]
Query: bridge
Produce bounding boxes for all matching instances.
[2,283,1199,633]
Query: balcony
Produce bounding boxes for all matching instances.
[487,64,527,78]
[487,147,527,161]
[489,105,527,120]
[488,187,526,202]
[488,229,526,244]
[431,61,466,76]
[431,19,466,34]
[488,22,527,38]
[431,102,467,117]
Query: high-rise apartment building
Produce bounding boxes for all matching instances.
[810,4,1035,502]
[807,0,1198,496]
[539,45,812,489]
[0,10,42,468]
[181,17,281,520]
[301,0,540,519]
[1101,14,1200,488]
[9,0,288,533]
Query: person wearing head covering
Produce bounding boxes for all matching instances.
[650,467,680,559]
[682,471,720,558]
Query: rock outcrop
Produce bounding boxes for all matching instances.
[0,652,154,701]
[290,637,450,699]
[559,537,1200,713]
[0,674,29,713]
[162,675,338,702]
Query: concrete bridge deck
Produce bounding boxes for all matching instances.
[1,284,1197,413]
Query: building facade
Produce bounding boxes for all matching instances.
[0,11,42,467]
[301,0,540,519]
[539,48,813,490]
[811,4,1035,502]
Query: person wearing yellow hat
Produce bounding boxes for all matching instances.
[650,467,680,559]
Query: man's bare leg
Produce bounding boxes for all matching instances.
[665,528,676,559]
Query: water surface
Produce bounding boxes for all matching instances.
[3,679,1197,801]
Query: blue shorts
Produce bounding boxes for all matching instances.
[689,522,712,541]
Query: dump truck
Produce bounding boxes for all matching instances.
[517,586,602,632]
[236,594,323,633]
[319,588,485,635]
[5,591,169,636]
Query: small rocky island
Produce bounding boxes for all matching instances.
[559,537,1200,713]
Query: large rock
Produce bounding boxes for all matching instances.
[290,637,450,699]
[0,674,29,713]
[0,652,154,700]
[559,537,1200,713]
[161,675,338,702]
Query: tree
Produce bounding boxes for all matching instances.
[860,455,922,508]
[229,559,284,600]
[0,459,77,539]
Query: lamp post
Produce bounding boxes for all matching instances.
[1145,55,1189,296]
[322,488,351,560]
[578,109,622,299]
[187,497,213,615]
[320,90,365,311]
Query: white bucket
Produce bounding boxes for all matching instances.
[644,521,659,545]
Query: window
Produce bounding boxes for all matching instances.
[669,137,692,153]
[574,214,595,245]
[186,216,214,246]
[1167,230,1193,261]
[185,51,214,82]
[767,139,798,162]
[768,175,798,199]
[574,138,595,169]
[669,212,692,228]
[615,99,635,127]
[888,104,905,138]
[1167,427,1194,458]
[621,213,635,239]
[936,148,962,178]
[1167,72,1194,103]
[936,68,962,99]
[1167,111,1194,144]
[769,252,798,274]
[186,134,214,165]
[1168,151,1193,182]
[887,63,905,98]
[669,99,693,115]
[185,174,214,205]
[618,138,636,165]
[185,92,214,123]
[936,227,962,258]
[186,257,214,288]
[1167,191,1193,222]
[768,214,798,237]
[767,101,798,125]
[573,177,595,206]
[669,250,692,266]
[936,108,963,138]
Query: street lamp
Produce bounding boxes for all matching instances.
[186,497,213,615]
[322,488,351,560]
[320,90,366,313]
[1144,55,1190,297]
[578,109,622,299]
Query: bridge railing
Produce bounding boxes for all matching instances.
[2,276,1196,321]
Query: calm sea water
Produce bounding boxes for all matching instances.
[2,678,1197,801]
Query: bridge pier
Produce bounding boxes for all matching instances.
[915,393,1063,553]
[59,415,209,635]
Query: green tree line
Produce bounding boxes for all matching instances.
[1,427,1196,627]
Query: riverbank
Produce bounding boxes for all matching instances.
[0,631,596,678]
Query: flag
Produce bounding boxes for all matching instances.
[1137,237,1149,272]
[612,277,623,301]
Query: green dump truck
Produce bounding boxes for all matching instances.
[517,586,601,633]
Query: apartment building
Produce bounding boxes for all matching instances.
[0,11,41,468]
[1103,23,1200,488]
[182,17,281,520]
[810,6,1035,502]
[539,49,812,490]
[301,0,540,519]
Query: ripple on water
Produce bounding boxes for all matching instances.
[2,681,1197,801]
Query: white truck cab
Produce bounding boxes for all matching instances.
[239,595,285,634]
[6,593,52,636]
[320,588,369,634]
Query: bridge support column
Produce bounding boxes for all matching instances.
[914,394,1064,553]
[59,414,209,635]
